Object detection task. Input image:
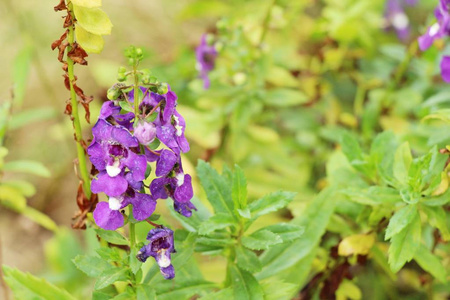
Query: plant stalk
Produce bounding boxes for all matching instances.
[66,2,91,199]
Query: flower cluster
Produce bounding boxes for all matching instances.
[384,0,417,41]
[418,0,450,82]
[87,77,195,278]
[196,34,218,89]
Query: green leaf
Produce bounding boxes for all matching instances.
[3,265,76,300]
[232,164,247,209]
[9,107,56,130]
[388,213,421,273]
[2,180,36,197]
[136,284,156,300]
[130,247,141,274]
[22,206,58,232]
[3,160,50,177]
[257,187,337,279]
[340,131,364,165]
[197,160,235,217]
[75,25,105,53]
[95,228,129,245]
[94,267,129,290]
[414,244,447,283]
[248,191,296,219]
[342,186,401,206]
[260,279,298,300]
[0,185,26,211]
[73,255,113,277]
[73,5,113,35]
[198,288,233,300]
[264,66,298,88]
[72,0,102,8]
[228,265,264,300]
[236,245,261,273]
[198,213,236,235]
[263,89,308,107]
[242,230,282,250]
[155,279,216,300]
[421,206,450,241]
[393,142,412,185]
[385,204,418,240]
[119,100,134,112]
[12,46,33,106]
[260,223,305,243]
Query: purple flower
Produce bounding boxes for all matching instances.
[384,0,414,41]
[418,0,450,51]
[196,34,217,89]
[99,101,134,131]
[155,110,190,153]
[440,55,450,82]
[174,201,197,218]
[137,227,176,279]
[93,187,156,230]
[88,119,147,196]
[134,121,156,145]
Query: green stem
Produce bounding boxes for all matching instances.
[133,64,139,116]
[259,0,277,46]
[129,208,136,248]
[390,41,418,90]
[67,2,91,199]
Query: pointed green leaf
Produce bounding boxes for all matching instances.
[95,228,128,245]
[136,284,156,300]
[0,185,26,211]
[199,288,233,299]
[73,5,112,35]
[73,255,113,277]
[236,245,261,273]
[260,223,305,243]
[260,279,298,300]
[421,205,450,241]
[228,265,264,300]
[393,142,412,185]
[242,230,282,250]
[388,213,421,273]
[130,247,141,274]
[414,244,447,283]
[198,213,236,235]
[94,267,129,290]
[248,191,296,219]
[232,164,247,209]
[2,180,36,197]
[3,265,76,300]
[197,160,235,217]
[155,279,216,300]
[385,204,417,240]
[12,46,33,106]
[3,160,50,177]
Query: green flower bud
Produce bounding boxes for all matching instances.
[107,86,121,100]
[157,83,168,95]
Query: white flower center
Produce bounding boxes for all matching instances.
[106,159,121,177]
[429,23,440,36]
[108,197,122,210]
[176,173,185,187]
[392,13,409,30]
[173,115,183,137]
[158,249,171,268]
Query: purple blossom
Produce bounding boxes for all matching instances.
[134,121,157,145]
[196,34,217,89]
[155,110,190,153]
[384,0,415,41]
[137,227,176,279]
[88,119,147,197]
[93,187,156,231]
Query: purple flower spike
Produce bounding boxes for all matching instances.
[137,227,176,279]
[196,34,217,89]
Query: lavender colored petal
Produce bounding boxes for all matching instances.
[174,174,193,203]
[114,112,135,131]
[93,202,124,230]
[440,56,450,82]
[125,172,143,191]
[150,177,170,200]
[156,124,178,149]
[87,142,107,171]
[91,171,128,197]
[174,200,197,218]
[111,126,139,148]
[155,149,177,177]
[144,148,162,162]
[92,119,113,141]
[126,193,156,221]
[160,265,175,280]
[99,101,121,119]
[123,151,147,182]
[162,91,177,124]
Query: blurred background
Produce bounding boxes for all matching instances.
[1,0,449,298]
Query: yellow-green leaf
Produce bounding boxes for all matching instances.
[75,25,104,53]
[72,0,102,8]
[73,5,112,35]
[338,233,375,256]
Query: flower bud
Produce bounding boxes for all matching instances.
[134,122,157,145]
[157,83,169,95]
[107,85,122,100]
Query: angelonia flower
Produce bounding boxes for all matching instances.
[196,34,218,89]
[137,227,175,279]
[418,0,450,82]
[384,0,416,41]
[87,81,196,279]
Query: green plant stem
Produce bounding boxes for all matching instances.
[259,0,277,46]
[67,3,91,199]
[133,65,139,115]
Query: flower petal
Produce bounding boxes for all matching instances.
[93,202,124,230]
[91,171,128,197]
